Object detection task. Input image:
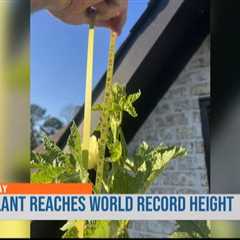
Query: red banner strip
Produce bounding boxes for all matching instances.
[0,183,92,194]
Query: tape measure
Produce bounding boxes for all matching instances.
[82,24,95,170]
[95,31,117,193]
[78,28,117,237]
[78,24,96,238]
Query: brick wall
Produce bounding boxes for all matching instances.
[128,36,210,238]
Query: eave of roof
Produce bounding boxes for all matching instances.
[122,0,209,143]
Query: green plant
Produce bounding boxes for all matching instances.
[31,83,201,238]
[171,221,211,238]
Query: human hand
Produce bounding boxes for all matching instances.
[32,0,128,35]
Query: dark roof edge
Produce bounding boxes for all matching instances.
[122,0,210,143]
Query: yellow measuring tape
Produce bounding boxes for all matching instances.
[79,26,117,237]
[78,27,116,237]
[95,31,117,193]
[76,24,95,239]
[82,25,95,170]
[82,25,117,194]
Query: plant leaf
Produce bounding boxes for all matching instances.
[67,122,81,163]
[171,221,211,238]
[61,220,79,238]
[84,221,110,238]
[122,90,141,117]
[110,142,186,194]
[108,140,122,162]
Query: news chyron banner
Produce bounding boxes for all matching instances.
[0,183,239,220]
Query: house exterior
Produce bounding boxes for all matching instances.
[128,35,210,238]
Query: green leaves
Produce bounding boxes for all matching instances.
[84,221,111,238]
[67,122,81,162]
[108,140,122,162]
[93,84,141,165]
[31,122,89,184]
[84,220,129,238]
[92,84,141,165]
[93,83,141,120]
[120,90,141,117]
[41,135,65,163]
[31,136,66,183]
[31,159,65,184]
[109,142,187,194]
[112,83,141,118]
[171,221,211,238]
[68,123,88,182]
[142,144,186,192]
[61,221,79,238]
[30,82,195,238]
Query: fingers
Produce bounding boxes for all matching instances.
[45,0,71,11]
[93,0,122,21]
[105,0,128,34]
[93,0,128,34]
[49,0,104,25]
[48,0,128,34]
[94,11,126,35]
[111,7,127,35]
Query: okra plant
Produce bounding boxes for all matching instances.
[31,83,210,238]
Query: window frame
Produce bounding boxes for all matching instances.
[199,97,210,189]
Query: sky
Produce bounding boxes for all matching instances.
[31,0,149,123]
